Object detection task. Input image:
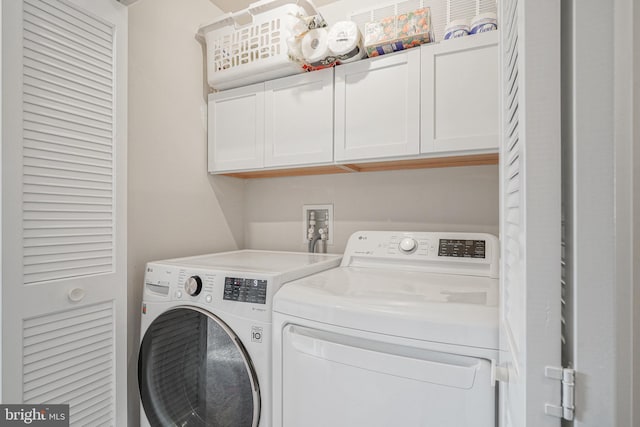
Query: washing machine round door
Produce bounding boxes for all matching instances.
[138,307,260,427]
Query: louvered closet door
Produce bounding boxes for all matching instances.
[1,1,127,425]
[498,0,562,426]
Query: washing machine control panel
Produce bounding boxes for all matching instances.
[223,277,268,304]
[143,265,272,309]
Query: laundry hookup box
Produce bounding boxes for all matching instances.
[364,8,434,57]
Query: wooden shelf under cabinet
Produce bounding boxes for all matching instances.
[220,153,498,179]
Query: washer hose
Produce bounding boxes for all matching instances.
[308,234,321,253]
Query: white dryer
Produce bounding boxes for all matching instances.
[273,231,500,427]
[138,250,341,427]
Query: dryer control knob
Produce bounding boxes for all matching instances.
[184,276,203,296]
[399,237,418,253]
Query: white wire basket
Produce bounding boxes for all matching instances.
[197,0,317,91]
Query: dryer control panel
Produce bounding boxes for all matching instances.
[342,231,499,278]
[438,238,486,259]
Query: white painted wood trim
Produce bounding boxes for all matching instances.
[499,0,562,425]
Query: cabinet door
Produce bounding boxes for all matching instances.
[208,83,264,172]
[335,49,421,162]
[421,31,499,153]
[264,68,334,167]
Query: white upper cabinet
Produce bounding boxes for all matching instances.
[421,31,499,153]
[334,49,421,162]
[207,35,500,176]
[208,83,265,172]
[264,68,334,167]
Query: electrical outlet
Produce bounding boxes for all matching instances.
[302,204,334,244]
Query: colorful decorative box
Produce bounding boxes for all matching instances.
[364,8,434,57]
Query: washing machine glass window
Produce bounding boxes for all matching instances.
[138,307,259,427]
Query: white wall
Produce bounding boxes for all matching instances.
[633,0,639,422]
[244,165,499,253]
[0,1,3,404]
[564,0,617,423]
[614,0,636,424]
[563,0,638,425]
[127,0,244,424]
[317,0,378,22]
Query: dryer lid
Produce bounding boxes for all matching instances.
[274,266,499,350]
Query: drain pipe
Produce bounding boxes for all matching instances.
[307,211,319,253]
[308,234,321,253]
[307,210,328,253]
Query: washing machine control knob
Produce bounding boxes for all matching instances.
[184,276,203,296]
[399,237,418,253]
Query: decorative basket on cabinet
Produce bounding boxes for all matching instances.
[197,0,318,91]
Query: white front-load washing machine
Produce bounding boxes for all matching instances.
[273,231,500,427]
[138,250,341,427]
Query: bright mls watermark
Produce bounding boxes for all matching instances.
[0,405,68,426]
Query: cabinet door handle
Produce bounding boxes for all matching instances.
[68,288,85,302]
